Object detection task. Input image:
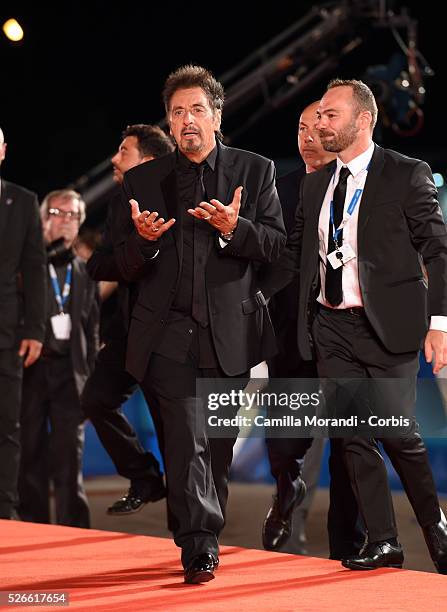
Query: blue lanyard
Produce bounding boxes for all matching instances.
[330,188,363,244]
[48,263,72,313]
[329,163,370,245]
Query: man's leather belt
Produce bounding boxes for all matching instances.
[318,304,365,317]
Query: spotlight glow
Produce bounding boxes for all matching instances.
[434,173,445,188]
[2,18,24,42]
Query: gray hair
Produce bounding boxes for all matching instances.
[162,64,225,115]
[40,189,86,224]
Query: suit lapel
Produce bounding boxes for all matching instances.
[0,179,12,242]
[160,165,182,265]
[357,144,385,240]
[70,257,85,330]
[216,142,238,209]
[300,162,335,293]
[310,161,335,231]
[208,142,239,258]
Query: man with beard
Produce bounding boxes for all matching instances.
[113,64,285,583]
[261,79,447,573]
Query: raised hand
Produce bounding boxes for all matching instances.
[130,199,176,242]
[187,186,243,234]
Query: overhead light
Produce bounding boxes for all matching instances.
[2,18,24,42]
[433,173,445,188]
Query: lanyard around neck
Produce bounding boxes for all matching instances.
[48,263,72,314]
[329,165,369,245]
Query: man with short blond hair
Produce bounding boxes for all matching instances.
[262,78,447,573]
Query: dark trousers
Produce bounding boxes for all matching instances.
[327,438,366,557]
[18,356,90,528]
[267,434,364,557]
[266,355,321,511]
[0,348,23,518]
[81,332,163,489]
[139,352,242,568]
[266,355,321,519]
[266,355,364,558]
[313,307,440,542]
[267,438,324,546]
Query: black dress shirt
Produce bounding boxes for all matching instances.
[155,146,219,367]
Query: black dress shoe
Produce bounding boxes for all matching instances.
[107,481,166,516]
[342,541,404,570]
[262,477,307,551]
[422,510,447,574]
[184,553,217,584]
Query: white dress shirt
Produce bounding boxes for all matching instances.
[316,142,447,332]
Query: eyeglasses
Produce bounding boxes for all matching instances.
[48,208,81,220]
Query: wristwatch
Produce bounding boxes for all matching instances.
[220,230,235,242]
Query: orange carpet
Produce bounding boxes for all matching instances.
[1,520,446,611]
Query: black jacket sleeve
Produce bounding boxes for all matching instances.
[21,192,47,342]
[86,194,124,282]
[112,179,161,282]
[259,176,304,299]
[217,160,287,264]
[404,161,447,316]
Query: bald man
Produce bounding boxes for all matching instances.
[264,102,364,559]
[0,126,46,519]
[268,102,335,376]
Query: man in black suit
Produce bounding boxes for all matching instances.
[264,101,363,558]
[0,126,46,520]
[82,125,174,515]
[113,65,286,583]
[18,189,99,527]
[262,79,447,573]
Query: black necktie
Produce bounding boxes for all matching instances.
[192,163,210,327]
[325,166,351,306]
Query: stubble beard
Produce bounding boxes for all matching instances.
[320,121,359,153]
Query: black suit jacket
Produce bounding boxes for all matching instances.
[276,164,306,234]
[86,191,131,340]
[113,141,287,381]
[262,144,447,360]
[86,192,124,283]
[267,164,306,375]
[0,179,46,348]
[68,256,100,395]
[87,192,157,333]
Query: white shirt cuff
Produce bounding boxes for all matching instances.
[429,316,447,332]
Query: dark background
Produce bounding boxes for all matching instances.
[0,1,444,201]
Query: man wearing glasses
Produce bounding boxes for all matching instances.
[0,126,46,520]
[18,189,99,528]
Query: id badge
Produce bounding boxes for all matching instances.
[50,313,72,340]
[327,243,356,270]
